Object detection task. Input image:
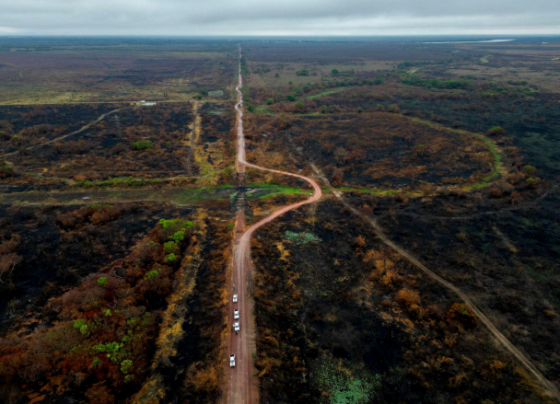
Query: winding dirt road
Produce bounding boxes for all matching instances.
[224,54,323,404]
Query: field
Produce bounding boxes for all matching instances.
[0,36,560,404]
[0,38,237,104]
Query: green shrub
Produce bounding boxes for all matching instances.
[163,241,178,254]
[164,253,177,263]
[487,126,506,136]
[170,229,186,242]
[97,277,107,287]
[120,359,133,374]
[144,270,160,281]
[131,140,153,150]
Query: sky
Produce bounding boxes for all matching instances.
[0,0,559,36]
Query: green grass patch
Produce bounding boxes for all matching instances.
[313,355,381,404]
[284,231,321,246]
[75,177,162,188]
[305,87,353,100]
[255,105,272,114]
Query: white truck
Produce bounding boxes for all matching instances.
[233,294,238,303]
[234,309,239,320]
[230,354,235,368]
[233,321,240,334]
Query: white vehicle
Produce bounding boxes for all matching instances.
[233,294,238,303]
[234,309,239,320]
[233,321,240,334]
[230,354,236,368]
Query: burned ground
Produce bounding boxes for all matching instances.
[0,203,189,329]
[7,103,195,179]
[0,104,116,154]
[251,200,546,403]
[244,112,494,189]
[365,187,560,387]
[318,88,560,180]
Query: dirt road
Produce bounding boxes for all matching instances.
[224,54,323,404]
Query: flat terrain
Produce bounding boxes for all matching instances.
[0,36,560,404]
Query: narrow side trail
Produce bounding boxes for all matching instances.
[224,55,322,404]
[308,163,560,402]
[2,108,121,158]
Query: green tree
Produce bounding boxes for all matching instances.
[331,69,339,75]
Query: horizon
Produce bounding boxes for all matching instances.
[1,0,559,36]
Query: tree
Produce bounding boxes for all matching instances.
[286,95,296,102]
[266,98,274,105]
[331,69,339,75]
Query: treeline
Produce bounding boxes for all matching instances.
[402,75,472,90]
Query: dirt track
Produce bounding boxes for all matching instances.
[308,163,560,402]
[224,53,323,404]
[2,108,121,158]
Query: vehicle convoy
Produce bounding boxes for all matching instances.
[233,294,238,303]
[233,321,240,334]
[234,309,239,320]
[230,354,235,368]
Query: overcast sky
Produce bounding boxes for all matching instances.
[0,0,559,36]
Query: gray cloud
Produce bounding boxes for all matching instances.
[0,0,559,35]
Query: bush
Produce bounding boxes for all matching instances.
[396,288,420,308]
[523,165,537,176]
[486,126,506,136]
[163,241,178,254]
[445,303,477,328]
[131,140,153,150]
[164,253,177,263]
[286,95,296,102]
